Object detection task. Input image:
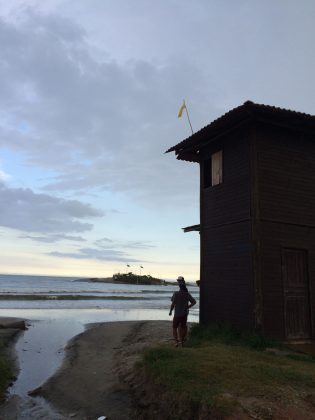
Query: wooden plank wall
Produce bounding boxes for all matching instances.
[257,124,315,226]
[200,221,254,328]
[200,129,255,329]
[259,222,315,339]
[256,123,315,339]
[201,133,251,227]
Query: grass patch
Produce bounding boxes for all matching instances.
[143,324,315,416]
[286,353,315,363]
[188,322,277,350]
[144,344,315,402]
[144,346,218,405]
[0,339,13,400]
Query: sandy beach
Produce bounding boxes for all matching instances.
[0,276,195,419]
[39,320,172,419]
[0,319,172,419]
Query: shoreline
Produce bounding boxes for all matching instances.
[39,320,172,419]
[0,317,174,419]
[0,317,27,398]
[2,318,315,419]
[0,316,27,356]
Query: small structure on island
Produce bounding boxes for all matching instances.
[166,101,315,341]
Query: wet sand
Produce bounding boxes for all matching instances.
[0,318,173,419]
[0,316,26,370]
[39,320,172,419]
[0,317,26,349]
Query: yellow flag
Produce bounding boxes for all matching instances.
[178,101,186,118]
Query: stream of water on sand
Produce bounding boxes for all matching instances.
[2,308,199,419]
[0,276,199,418]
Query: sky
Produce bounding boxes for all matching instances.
[0,0,315,280]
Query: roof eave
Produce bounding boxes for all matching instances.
[182,224,200,233]
[176,151,200,162]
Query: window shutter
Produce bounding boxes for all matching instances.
[211,150,223,186]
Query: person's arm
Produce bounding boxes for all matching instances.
[169,302,175,316]
[169,293,176,316]
[188,293,196,309]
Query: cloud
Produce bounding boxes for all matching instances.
[0,182,103,233]
[20,233,86,243]
[49,247,142,263]
[1,4,315,209]
[94,237,113,244]
[0,11,205,207]
[0,169,10,181]
[48,235,155,263]
[95,237,155,250]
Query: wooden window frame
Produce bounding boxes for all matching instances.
[203,149,223,189]
[211,150,223,186]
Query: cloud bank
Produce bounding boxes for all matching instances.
[0,11,202,208]
[0,182,102,234]
[49,247,142,263]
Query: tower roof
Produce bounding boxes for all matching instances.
[166,101,315,161]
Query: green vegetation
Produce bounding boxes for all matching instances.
[0,339,13,401]
[113,272,167,285]
[188,322,278,350]
[143,324,315,416]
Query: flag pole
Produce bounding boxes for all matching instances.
[178,99,194,135]
[184,100,194,135]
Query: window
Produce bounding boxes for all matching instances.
[203,150,223,188]
[211,150,223,186]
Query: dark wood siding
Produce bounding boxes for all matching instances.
[200,221,254,329]
[200,127,254,329]
[257,124,315,226]
[256,124,315,339]
[282,248,311,339]
[201,130,251,227]
[197,117,315,340]
[259,221,315,340]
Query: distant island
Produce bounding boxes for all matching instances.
[76,272,170,285]
[113,273,168,285]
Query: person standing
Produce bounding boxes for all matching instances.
[169,276,196,346]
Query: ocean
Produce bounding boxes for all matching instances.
[0,273,199,312]
[0,273,199,407]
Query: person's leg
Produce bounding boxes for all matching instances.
[181,325,187,341]
[173,327,178,342]
[172,317,179,346]
[179,316,188,344]
[178,324,184,344]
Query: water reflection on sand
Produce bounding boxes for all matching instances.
[1,308,198,396]
[0,308,198,418]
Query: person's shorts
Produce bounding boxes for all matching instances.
[173,315,188,328]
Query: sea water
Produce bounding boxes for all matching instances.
[0,274,199,311]
[0,274,199,408]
